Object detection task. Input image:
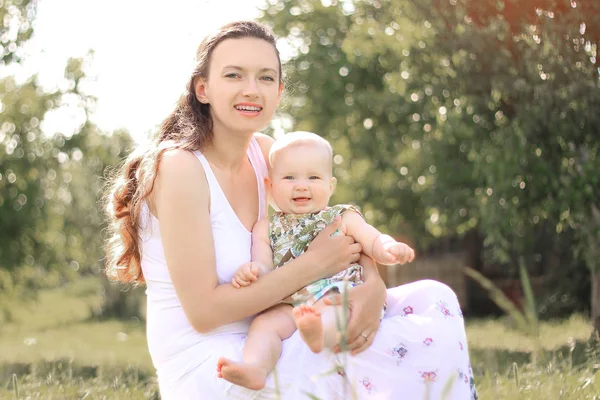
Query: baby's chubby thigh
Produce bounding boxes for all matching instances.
[249,303,297,340]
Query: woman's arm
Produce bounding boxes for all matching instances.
[325,254,387,355]
[154,150,361,333]
[348,255,387,351]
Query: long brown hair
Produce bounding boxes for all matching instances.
[104,21,282,284]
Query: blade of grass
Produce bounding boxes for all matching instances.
[440,371,457,399]
[519,257,539,337]
[464,267,530,334]
[12,374,19,399]
[302,392,324,400]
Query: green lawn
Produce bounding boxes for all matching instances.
[1,278,598,399]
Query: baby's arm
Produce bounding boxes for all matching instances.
[341,210,415,265]
[251,218,275,276]
[231,218,274,288]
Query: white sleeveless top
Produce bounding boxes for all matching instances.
[139,137,268,387]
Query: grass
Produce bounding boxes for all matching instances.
[0,277,151,369]
[0,277,156,399]
[1,278,599,399]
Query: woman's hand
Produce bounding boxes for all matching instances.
[304,216,363,281]
[324,254,387,355]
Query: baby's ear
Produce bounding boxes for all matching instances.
[330,176,337,194]
[264,177,277,211]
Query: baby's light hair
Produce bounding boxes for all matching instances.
[268,131,333,168]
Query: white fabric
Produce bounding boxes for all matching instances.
[140,137,476,399]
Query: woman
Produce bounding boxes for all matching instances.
[105,20,477,399]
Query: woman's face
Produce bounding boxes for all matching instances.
[196,37,282,136]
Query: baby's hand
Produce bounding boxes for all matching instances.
[232,262,259,288]
[382,242,415,265]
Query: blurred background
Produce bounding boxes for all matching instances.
[1,0,599,398]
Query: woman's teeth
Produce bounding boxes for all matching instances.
[235,105,261,111]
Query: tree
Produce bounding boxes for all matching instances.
[260,0,600,329]
[0,0,134,302]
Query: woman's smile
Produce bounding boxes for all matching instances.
[234,102,263,117]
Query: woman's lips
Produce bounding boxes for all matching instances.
[235,108,261,117]
[234,104,262,117]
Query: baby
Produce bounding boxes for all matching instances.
[217,131,415,390]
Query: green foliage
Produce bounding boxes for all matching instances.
[0,0,36,65]
[262,0,600,252]
[260,0,600,319]
[0,0,134,299]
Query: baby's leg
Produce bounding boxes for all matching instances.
[293,299,348,353]
[217,304,295,390]
[243,304,296,367]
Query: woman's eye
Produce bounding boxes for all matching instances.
[225,73,241,79]
[261,76,275,82]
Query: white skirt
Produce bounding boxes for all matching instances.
[157,280,478,400]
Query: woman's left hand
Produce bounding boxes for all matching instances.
[323,255,387,355]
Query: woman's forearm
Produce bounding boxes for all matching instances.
[191,254,320,332]
[359,254,386,288]
[186,214,361,332]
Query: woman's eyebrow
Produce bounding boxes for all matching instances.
[222,65,277,74]
[259,67,278,74]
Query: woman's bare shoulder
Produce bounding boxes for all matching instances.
[149,149,207,213]
[159,148,203,173]
[253,133,274,164]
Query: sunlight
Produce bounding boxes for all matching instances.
[26,0,264,142]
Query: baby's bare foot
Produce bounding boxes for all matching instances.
[217,357,268,390]
[293,305,324,353]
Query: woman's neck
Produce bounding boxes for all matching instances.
[202,129,253,172]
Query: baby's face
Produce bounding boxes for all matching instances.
[268,144,336,214]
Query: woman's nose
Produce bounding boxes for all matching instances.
[243,78,259,98]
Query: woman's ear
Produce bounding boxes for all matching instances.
[274,83,284,107]
[194,78,209,104]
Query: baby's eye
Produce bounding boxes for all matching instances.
[309,176,321,180]
[283,176,294,180]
